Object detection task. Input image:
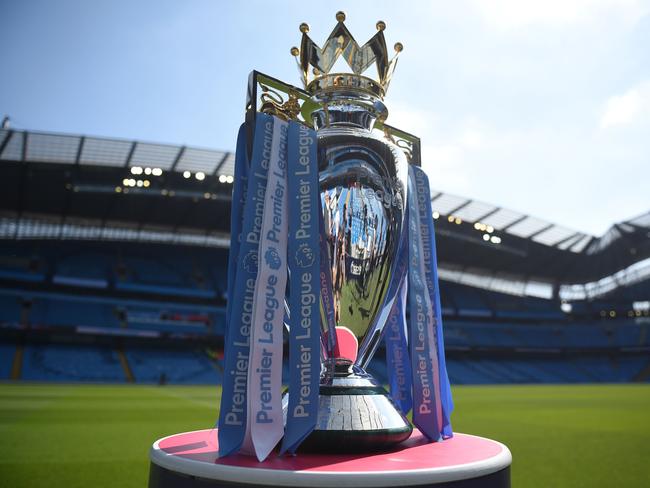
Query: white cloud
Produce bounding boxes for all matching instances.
[421,143,469,193]
[600,82,650,129]
[384,101,648,235]
[385,101,437,136]
[458,128,484,148]
[470,0,650,29]
[385,103,489,196]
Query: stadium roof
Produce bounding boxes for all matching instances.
[0,128,594,250]
[429,191,593,253]
[0,128,236,178]
[1,128,649,298]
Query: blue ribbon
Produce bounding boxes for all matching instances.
[412,166,454,439]
[218,113,274,456]
[224,124,249,347]
[384,239,413,415]
[407,165,442,441]
[281,122,321,454]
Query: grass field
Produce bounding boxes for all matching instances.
[1,383,649,487]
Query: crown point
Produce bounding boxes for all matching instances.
[290,46,300,56]
[336,11,346,22]
[299,22,310,33]
[394,42,403,52]
[376,20,386,31]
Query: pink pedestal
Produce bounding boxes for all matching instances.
[149,429,511,488]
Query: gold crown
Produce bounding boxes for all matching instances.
[291,11,403,99]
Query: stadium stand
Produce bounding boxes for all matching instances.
[29,296,120,329]
[0,294,22,324]
[125,347,221,384]
[1,128,649,385]
[0,343,15,379]
[0,246,46,283]
[21,344,125,382]
[53,252,111,288]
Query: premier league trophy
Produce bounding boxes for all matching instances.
[217,11,452,461]
[149,14,515,487]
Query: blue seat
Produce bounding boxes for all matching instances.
[125,306,212,334]
[29,297,118,328]
[0,294,22,324]
[21,344,125,382]
[0,343,15,379]
[53,253,110,288]
[125,347,221,384]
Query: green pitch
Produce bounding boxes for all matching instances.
[1,384,649,487]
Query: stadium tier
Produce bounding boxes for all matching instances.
[21,344,125,382]
[1,128,649,385]
[125,347,222,384]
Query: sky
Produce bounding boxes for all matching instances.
[1,0,648,236]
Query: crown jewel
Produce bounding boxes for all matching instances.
[291,11,403,99]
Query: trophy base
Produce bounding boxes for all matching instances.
[149,429,512,488]
[283,365,412,452]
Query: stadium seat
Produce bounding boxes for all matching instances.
[0,294,22,324]
[125,347,221,384]
[28,297,119,328]
[116,255,216,298]
[0,246,46,283]
[21,344,125,382]
[0,343,15,379]
[444,283,493,318]
[53,252,110,288]
[125,306,211,334]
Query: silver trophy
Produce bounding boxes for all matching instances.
[249,12,416,451]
